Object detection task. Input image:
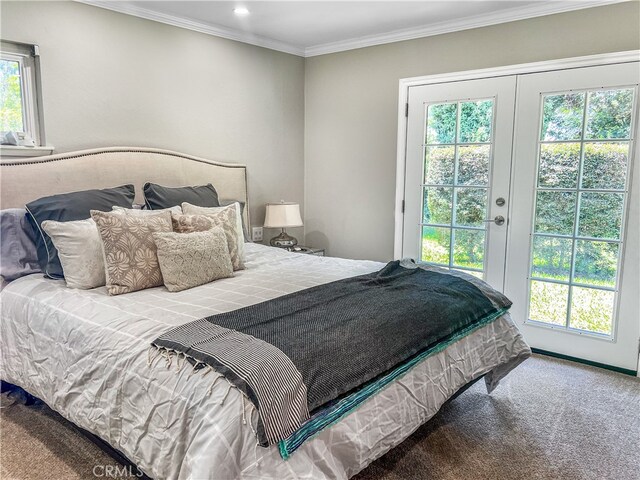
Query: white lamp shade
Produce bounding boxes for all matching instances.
[264,203,303,228]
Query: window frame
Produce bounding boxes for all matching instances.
[1,40,46,147]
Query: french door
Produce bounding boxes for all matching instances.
[401,61,640,371]
[403,77,516,289]
[506,63,639,371]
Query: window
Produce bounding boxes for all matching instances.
[0,40,46,146]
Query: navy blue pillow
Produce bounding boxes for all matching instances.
[25,185,135,279]
[143,183,220,210]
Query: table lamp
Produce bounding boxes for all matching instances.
[264,202,303,249]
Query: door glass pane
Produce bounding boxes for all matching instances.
[452,229,485,269]
[528,87,634,336]
[581,142,628,190]
[531,235,572,282]
[537,143,580,188]
[458,145,490,185]
[529,281,569,326]
[420,98,494,278]
[426,103,457,144]
[421,226,450,265]
[459,100,493,143]
[585,89,634,140]
[569,287,615,334]
[574,240,618,287]
[0,59,24,132]
[540,92,585,141]
[578,192,624,240]
[423,187,452,224]
[455,188,486,227]
[425,146,455,185]
[533,191,576,235]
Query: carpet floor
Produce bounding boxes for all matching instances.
[1,354,638,480]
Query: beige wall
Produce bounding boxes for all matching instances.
[0,1,305,238]
[304,2,640,261]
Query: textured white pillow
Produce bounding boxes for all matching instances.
[181,202,245,260]
[153,228,234,292]
[41,218,105,289]
[112,205,182,215]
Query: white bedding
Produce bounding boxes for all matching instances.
[0,244,530,479]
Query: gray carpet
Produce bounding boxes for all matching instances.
[1,355,639,480]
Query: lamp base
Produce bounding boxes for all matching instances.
[269,230,298,249]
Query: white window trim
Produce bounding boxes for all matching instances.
[1,41,53,157]
[0,145,54,158]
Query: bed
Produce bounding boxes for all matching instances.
[0,147,531,479]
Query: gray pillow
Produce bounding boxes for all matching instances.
[0,208,41,282]
[143,183,219,210]
[26,184,135,279]
[112,205,182,215]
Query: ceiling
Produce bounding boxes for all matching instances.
[80,1,623,57]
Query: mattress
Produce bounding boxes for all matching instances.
[0,243,530,479]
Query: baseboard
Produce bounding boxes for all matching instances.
[531,348,637,376]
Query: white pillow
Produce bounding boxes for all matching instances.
[41,218,105,289]
[181,202,245,258]
[112,205,182,215]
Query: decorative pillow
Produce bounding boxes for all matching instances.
[153,228,233,292]
[25,185,135,279]
[0,208,40,282]
[219,200,249,241]
[171,213,215,233]
[172,209,244,271]
[112,205,182,215]
[91,210,172,295]
[182,202,246,257]
[41,218,105,289]
[143,183,219,210]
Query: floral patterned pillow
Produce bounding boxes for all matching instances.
[91,210,172,295]
[171,208,245,271]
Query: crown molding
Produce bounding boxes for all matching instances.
[77,0,627,58]
[76,0,306,57]
[304,0,628,57]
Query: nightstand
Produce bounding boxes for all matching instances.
[273,246,325,256]
[268,244,325,256]
[294,246,325,256]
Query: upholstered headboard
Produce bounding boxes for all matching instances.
[0,147,250,226]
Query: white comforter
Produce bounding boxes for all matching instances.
[1,244,530,479]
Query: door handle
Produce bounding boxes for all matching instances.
[484,215,505,226]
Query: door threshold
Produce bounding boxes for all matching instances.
[531,348,637,376]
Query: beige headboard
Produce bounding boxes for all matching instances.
[0,147,249,226]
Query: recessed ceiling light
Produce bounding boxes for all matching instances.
[234,7,250,16]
